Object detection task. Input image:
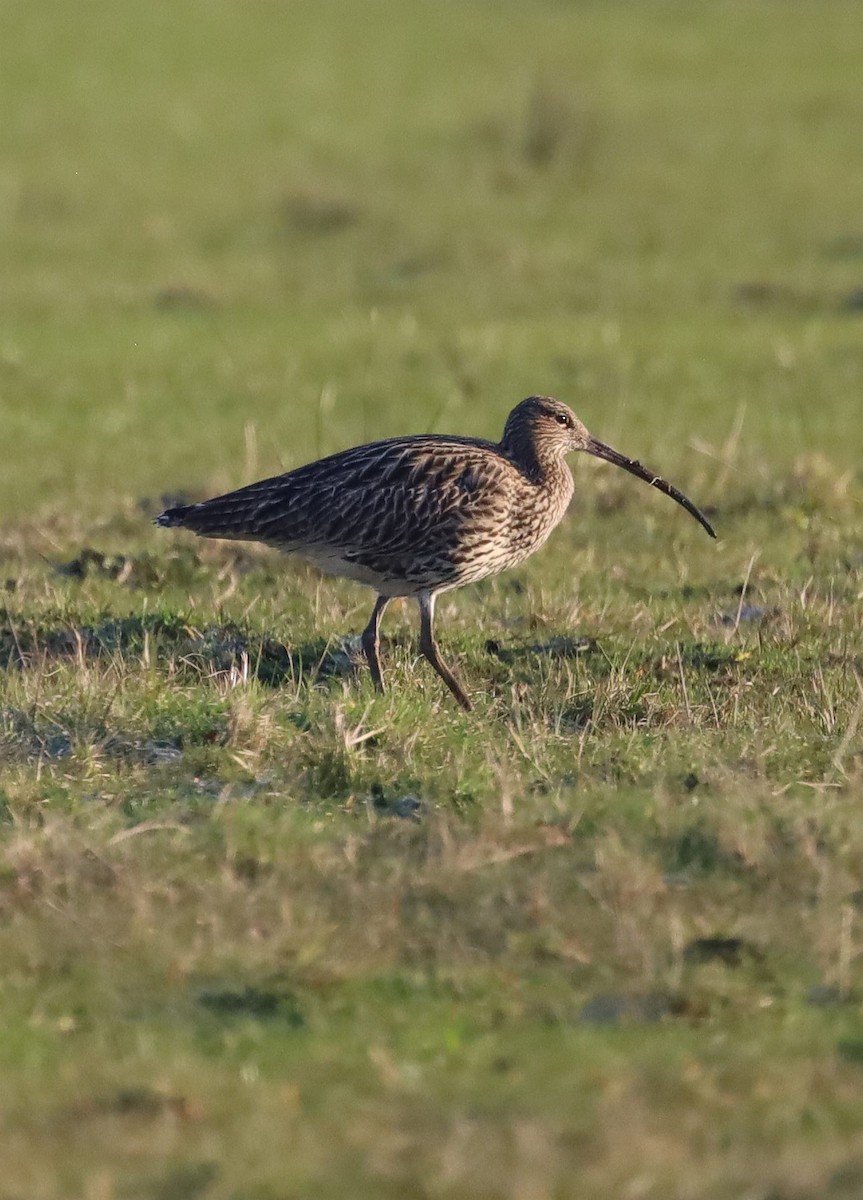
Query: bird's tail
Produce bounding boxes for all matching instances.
[154,485,275,541]
[154,504,194,529]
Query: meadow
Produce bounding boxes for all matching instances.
[2,1,863,1196]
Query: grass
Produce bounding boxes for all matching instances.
[2,0,863,1196]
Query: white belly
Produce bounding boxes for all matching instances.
[281,544,409,596]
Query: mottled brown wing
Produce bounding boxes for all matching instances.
[157,435,514,582]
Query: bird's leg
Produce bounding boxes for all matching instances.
[361,595,390,692]
[417,591,472,712]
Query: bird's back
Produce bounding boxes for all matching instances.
[156,433,562,594]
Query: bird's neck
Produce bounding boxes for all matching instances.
[503,437,570,489]
[542,457,575,512]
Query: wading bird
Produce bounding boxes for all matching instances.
[156,396,715,710]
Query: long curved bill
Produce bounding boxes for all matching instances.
[586,438,717,539]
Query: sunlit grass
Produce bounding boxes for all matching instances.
[3,0,863,1196]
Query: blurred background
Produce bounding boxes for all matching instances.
[2,0,862,518]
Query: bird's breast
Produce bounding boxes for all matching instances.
[502,468,574,564]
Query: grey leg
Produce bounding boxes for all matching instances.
[361,595,390,692]
[417,591,472,711]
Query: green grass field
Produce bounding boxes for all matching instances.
[3,1,863,1196]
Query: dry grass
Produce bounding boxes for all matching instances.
[1,482,862,1196]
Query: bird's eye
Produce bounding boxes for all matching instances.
[554,413,570,426]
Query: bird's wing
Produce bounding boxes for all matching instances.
[163,436,512,560]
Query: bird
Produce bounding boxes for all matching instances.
[155,396,715,711]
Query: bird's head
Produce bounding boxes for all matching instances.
[501,396,591,460]
[502,395,716,538]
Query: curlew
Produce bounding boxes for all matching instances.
[155,396,715,710]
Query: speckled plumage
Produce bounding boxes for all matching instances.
[156,396,715,710]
